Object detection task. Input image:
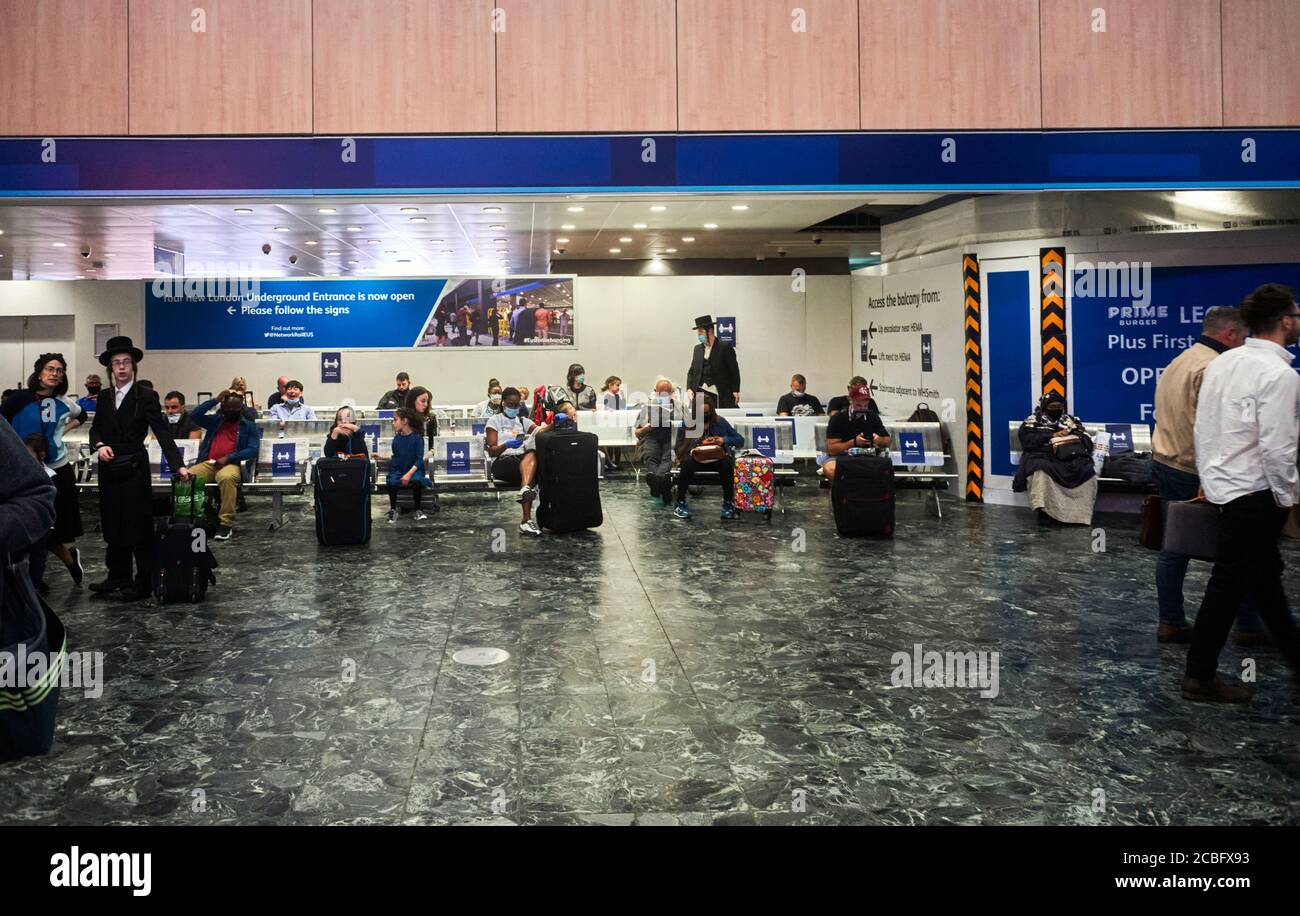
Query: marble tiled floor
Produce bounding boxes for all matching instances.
[3,480,1298,825]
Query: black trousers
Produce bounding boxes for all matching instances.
[1186,490,1300,681]
[99,456,156,588]
[677,456,734,503]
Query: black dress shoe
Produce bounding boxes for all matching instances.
[89,578,131,593]
[116,584,154,603]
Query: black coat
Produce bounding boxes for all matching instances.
[89,383,183,547]
[1013,416,1095,491]
[0,416,56,556]
[686,339,741,408]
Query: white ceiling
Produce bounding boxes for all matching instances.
[0,193,940,280]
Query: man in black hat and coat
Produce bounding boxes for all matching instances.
[87,336,190,601]
[686,315,741,409]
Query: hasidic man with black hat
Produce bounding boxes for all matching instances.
[685,315,741,409]
[87,336,190,602]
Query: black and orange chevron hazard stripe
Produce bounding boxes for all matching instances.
[963,253,983,502]
[1040,247,1066,401]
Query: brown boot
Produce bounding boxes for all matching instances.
[1157,623,1195,643]
[1182,675,1253,703]
[1232,628,1271,647]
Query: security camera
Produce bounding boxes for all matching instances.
[79,246,92,259]
[755,253,766,261]
[777,248,787,257]
[261,243,272,255]
[288,254,298,265]
[556,248,566,255]
[812,236,823,245]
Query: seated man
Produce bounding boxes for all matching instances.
[378,372,411,410]
[777,373,825,416]
[821,383,892,481]
[268,380,316,421]
[188,390,263,541]
[155,390,203,440]
[77,374,103,414]
[485,387,552,538]
[1012,393,1097,526]
[827,376,880,416]
[672,392,744,520]
[266,376,289,409]
[636,376,680,505]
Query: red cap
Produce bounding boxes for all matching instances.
[849,383,872,402]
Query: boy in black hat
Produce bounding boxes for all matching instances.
[87,336,189,601]
[685,315,741,409]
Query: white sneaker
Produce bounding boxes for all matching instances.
[519,518,541,537]
[386,509,397,524]
[413,510,428,521]
[517,485,537,505]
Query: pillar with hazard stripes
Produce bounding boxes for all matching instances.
[963,253,983,502]
[1040,247,1067,402]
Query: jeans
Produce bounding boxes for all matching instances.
[1186,490,1300,680]
[1153,461,1261,630]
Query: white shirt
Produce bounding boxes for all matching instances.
[1194,338,1300,507]
[113,379,133,409]
[269,401,317,421]
[485,412,536,456]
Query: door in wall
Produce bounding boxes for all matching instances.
[0,315,76,393]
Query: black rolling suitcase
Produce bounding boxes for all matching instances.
[153,479,219,603]
[314,457,373,545]
[535,428,603,533]
[831,452,895,537]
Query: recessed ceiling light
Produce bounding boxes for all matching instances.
[43,262,53,266]
[368,239,381,245]
[682,236,695,242]
[665,248,677,253]
[488,224,505,230]
[305,240,318,246]
[619,237,632,243]
[409,216,427,223]
[400,207,420,213]
[233,208,253,214]
[346,226,362,232]
[384,250,397,255]
[428,239,444,244]
[441,249,453,254]
[567,206,584,213]
[348,259,359,265]
[482,206,502,213]
[556,237,570,244]
[703,223,718,230]
[633,223,647,229]
[328,250,340,256]
[274,226,290,232]
[870,250,881,256]
[492,238,508,243]
[318,207,337,214]
[650,205,667,212]
[561,224,576,230]
[609,248,621,254]
[0,229,5,234]
[731,204,749,211]
[398,259,411,263]
[52,242,67,247]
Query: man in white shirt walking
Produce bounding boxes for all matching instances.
[1185,284,1300,702]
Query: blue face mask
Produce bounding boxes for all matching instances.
[657,394,671,406]
[285,397,301,406]
[697,334,707,344]
[504,406,519,418]
[576,375,585,386]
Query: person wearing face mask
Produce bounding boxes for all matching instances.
[1012,392,1096,526]
[187,389,264,541]
[268,380,316,421]
[821,383,891,482]
[476,380,504,418]
[78,374,103,414]
[636,376,681,505]
[686,315,741,409]
[486,387,554,537]
[777,374,825,417]
[559,363,597,411]
[155,391,203,440]
[672,391,744,520]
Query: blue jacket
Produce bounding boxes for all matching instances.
[675,414,744,453]
[191,398,262,464]
[387,430,432,487]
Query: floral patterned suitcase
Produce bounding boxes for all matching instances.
[733,455,775,521]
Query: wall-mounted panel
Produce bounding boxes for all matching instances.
[860,0,1041,129]
[1222,0,1300,126]
[1040,0,1222,128]
[314,0,495,134]
[677,0,859,131]
[495,0,676,132]
[0,0,129,135]
[128,0,313,135]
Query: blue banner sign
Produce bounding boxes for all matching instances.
[321,352,342,383]
[272,442,297,477]
[446,441,471,475]
[899,432,926,464]
[716,316,737,347]
[752,426,776,458]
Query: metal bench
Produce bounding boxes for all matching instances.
[1007,421,1155,491]
[815,420,956,518]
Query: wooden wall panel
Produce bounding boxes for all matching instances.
[128,0,312,134]
[313,0,495,134]
[1040,0,1222,128]
[1222,0,1300,126]
[0,0,128,135]
[495,0,676,132]
[860,0,1040,129]
[677,0,859,131]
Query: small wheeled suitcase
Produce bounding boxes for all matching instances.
[831,451,895,537]
[733,452,775,523]
[535,427,603,533]
[314,457,373,545]
[153,478,219,603]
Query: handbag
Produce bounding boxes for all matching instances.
[1051,434,1088,462]
[0,554,66,762]
[1139,495,1164,549]
[1163,498,1220,561]
[171,476,204,520]
[100,452,145,481]
[690,444,727,463]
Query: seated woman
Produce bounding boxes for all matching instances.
[475,380,503,418]
[1013,393,1097,526]
[672,390,744,521]
[324,406,368,458]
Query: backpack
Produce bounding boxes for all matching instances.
[906,402,952,466]
[531,385,554,426]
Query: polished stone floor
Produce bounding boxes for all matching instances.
[3,479,1298,825]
